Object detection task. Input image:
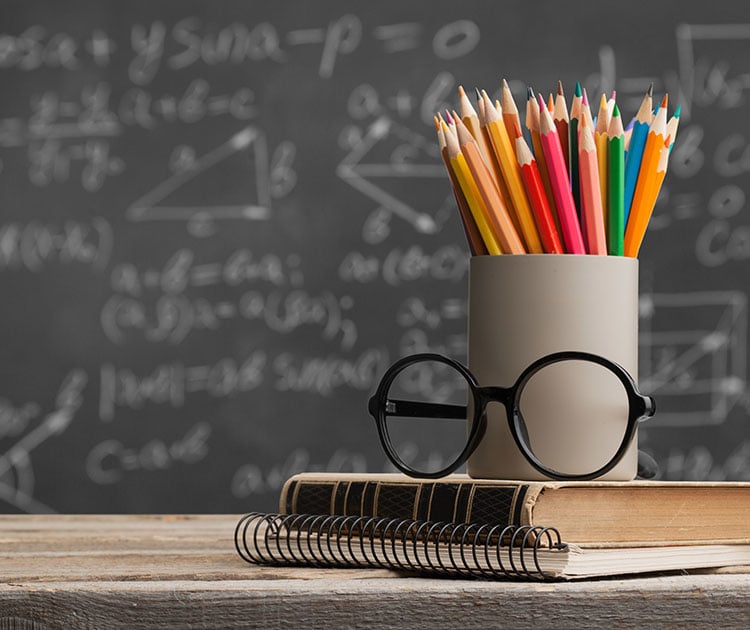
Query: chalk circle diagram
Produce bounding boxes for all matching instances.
[127,127,271,238]
[336,116,456,244]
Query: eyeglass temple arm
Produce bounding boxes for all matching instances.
[380,398,467,420]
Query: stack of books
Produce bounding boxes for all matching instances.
[235,473,750,581]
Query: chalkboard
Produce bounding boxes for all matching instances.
[1,0,749,514]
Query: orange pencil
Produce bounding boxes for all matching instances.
[442,121,503,255]
[515,136,564,254]
[501,79,523,139]
[458,85,495,170]
[578,118,608,255]
[623,138,670,257]
[436,116,488,256]
[553,81,570,170]
[480,92,543,253]
[453,118,526,254]
[624,96,669,256]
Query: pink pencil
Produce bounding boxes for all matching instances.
[537,95,585,254]
[578,119,608,254]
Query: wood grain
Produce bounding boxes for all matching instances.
[0,515,748,629]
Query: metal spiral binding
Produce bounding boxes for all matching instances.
[234,512,568,580]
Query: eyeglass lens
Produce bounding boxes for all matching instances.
[516,358,631,476]
[382,358,471,476]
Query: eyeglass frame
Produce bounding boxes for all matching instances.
[368,350,656,481]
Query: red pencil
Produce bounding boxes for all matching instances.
[515,136,564,254]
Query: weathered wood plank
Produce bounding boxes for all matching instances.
[0,515,748,630]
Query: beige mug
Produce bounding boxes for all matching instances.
[467,254,640,481]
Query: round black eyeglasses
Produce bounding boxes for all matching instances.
[368,351,655,481]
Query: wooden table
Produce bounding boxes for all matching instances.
[0,515,748,629]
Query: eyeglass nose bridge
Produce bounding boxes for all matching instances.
[473,385,515,413]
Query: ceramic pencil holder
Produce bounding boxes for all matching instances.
[467,254,640,481]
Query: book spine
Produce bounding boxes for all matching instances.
[281,477,533,526]
[235,511,567,580]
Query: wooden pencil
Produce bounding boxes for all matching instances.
[623,138,670,257]
[442,121,503,255]
[569,82,583,217]
[623,83,654,222]
[501,79,523,139]
[607,104,625,256]
[666,105,681,151]
[525,86,558,227]
[553,81,570,170]
[594,93,610,221]
[480,92,543,253]
[624,95,668,257]
[436,116,488,255]
[453,118,526,254]
[538,94,586,254]
[578,117,608,255]
[515,136,564,254]
[458,85,495,171]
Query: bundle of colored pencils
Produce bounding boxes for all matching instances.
[436,80,680,258]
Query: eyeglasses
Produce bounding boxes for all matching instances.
[368,351,655,481]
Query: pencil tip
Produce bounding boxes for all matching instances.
[674,105,682,117]
[557,80,564,96]
[582,88,589,106]
[612,103,620,117]
[610,89,617,100]
[502,77,510,89]
[647,83,654,96]
[660,94,668,107]
[474,86,481,101]
[444,109,454,125]
[574,81,582,97]
[458,85,466,97]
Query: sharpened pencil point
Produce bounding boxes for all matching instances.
[673,105,681,118]
[527,86,534,100]
[660,94,668,108]
[444,109,454,125]
[612,103,621,117]
[647,83,654,97]
[557,80,564,96]
[574,82,582,97]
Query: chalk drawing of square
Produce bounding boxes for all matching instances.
[639,291,746,427]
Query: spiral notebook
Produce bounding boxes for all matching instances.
[234,511,750,581]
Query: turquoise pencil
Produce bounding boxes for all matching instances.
[623,84,653,223]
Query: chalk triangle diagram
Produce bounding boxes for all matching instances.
[336,117,451,235]
[127,127,271,224]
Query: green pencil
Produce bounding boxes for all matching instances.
[607,104,625,256]
[568,82,583,219]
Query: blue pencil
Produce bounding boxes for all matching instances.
[623,84,653,223]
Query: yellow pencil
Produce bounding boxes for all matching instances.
[442,121,503,255]
[594,93,610,223]
[480,90,543,253]
[458,85,495,171]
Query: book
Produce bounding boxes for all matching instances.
[234,511,750,581]
[280,473,750,546]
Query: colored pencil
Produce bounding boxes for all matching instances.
[624,95,668,257]
[525,86,558,227]
[594,93,610,220]
[569,82,583,215]
[436,117,488,255]
[623,84,654,222]
[578,117,608,255]
[581,88,595,129]
[501,79,523,139]
[666,105,681,151]
[538,94,586,254]
[623,139,670,257]
[458,85,495,170]
[515,136,564,254]
[453,117,526,254]
[442,121,503,255]
[553,81,570,170]
[623,118,634,152]
[607,104,625,256]
[480,92,544,253]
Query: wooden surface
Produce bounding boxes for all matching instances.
[0,515,749,629]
